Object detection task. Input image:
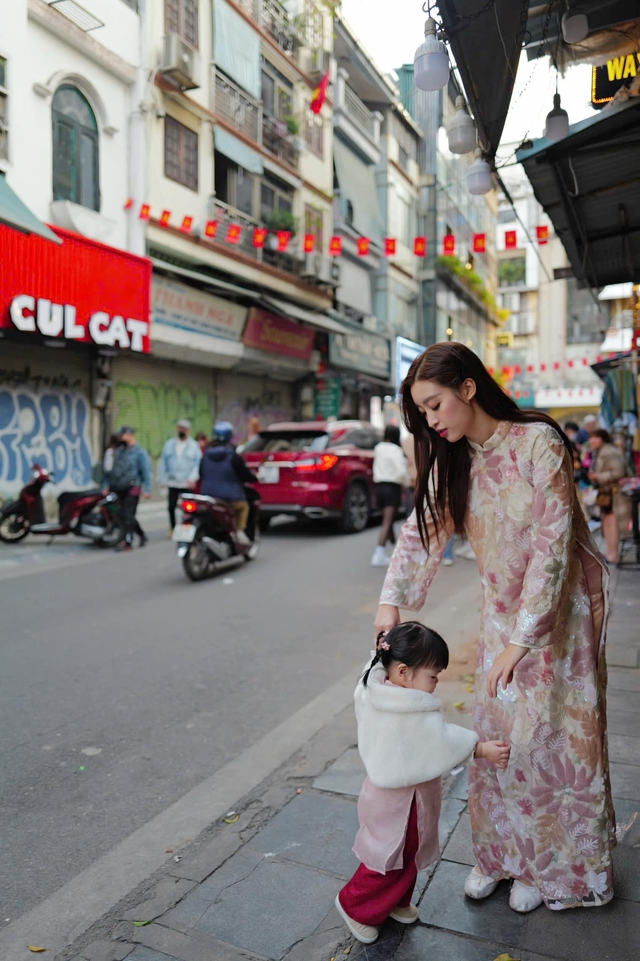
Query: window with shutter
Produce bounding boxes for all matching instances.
[165,0,198,48]
[164,116,198,190]
[52,85,99,211]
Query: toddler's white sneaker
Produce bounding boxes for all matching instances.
[335,895,379,944]
[389,904,419,923]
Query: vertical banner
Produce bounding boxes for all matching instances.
[303,234,315,253]
[414,236,426,256]
[356,237,370,256]
[536,225,549,245]
[384,237,396,257]
[442,234,455,255]
[252,228,267,248]
[159,210,171,227]
[472,233,486,253]
[226,224,242,244]
[204,220,218,238]
[505,230,517,249]
[329,236,342,256]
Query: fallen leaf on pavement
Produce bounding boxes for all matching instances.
[27,948,47,953]
[343,947,352,955]
[493,954,520,961]
[131,920,152,927]
[452,701,466,710]
[223,813,240,824]
[165,848,174,853]
[462,674,475,683]
[465,683,475,693]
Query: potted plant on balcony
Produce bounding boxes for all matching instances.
[284,115,307,154]
[263,208,297,235]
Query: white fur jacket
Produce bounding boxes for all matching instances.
[355,660,479,789]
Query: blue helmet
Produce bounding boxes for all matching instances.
[212,421,234,443]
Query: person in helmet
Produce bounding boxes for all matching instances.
[199,422,258,545]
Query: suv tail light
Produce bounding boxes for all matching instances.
[295,454,339,472]
[180,499,198,513]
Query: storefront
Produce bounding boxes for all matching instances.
[0,224,151,496]
[324,325,393,420]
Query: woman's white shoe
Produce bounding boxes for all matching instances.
[509,880,543,913]
[464,866,499,900]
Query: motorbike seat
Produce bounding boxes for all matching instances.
[58,489,102,510]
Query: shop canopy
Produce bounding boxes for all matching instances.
[517,98,640,288]
[0,173,61,244]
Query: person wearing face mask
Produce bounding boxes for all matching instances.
[158,419,202,533]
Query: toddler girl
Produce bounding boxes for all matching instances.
[335,622,510,944]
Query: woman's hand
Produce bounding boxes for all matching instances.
[374,604,400,646]
[486,644,529,698]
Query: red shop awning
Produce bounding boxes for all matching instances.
[0,225,152,353]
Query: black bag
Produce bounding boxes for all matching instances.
[595,486,615,510]
[109,449,135,493]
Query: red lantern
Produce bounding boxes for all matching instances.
[442,234,455,256]
[414,236,427,256]
[123,198,133,210]
[204,220,218,238]
[567,359,574,367]
[540,363,546,371]
[582,358,588,366]
[505,230,517,249]
[536,225,549,245]
[357,237,370,256]
[179,216,193,233]
[472,233,486,253]
[514,364,521,374]
[526,364,534,373]
[226,224,242,244]
[252,228,267,248]
[159,210,171,228]
[329,236,342,256]
[384,237,396,257]
[303,234,315,253]
[553,361,560,370]
[276,231,291,252]
[138,203,150,221]
[596,355,602,362]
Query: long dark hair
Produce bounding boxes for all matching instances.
[401,343,572,551]
[362,621,449,687]
[383,424,401,446]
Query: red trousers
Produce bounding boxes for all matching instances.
[338,796,419,926]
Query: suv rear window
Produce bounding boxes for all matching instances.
[242,431,329,453]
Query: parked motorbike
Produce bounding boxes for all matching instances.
[173,488,260,581]
[0,463,123,547]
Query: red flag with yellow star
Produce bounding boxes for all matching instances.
[310,72,330,115]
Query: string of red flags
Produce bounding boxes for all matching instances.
[124,200,552,257]
[488,357,604,376]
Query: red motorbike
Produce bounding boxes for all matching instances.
[173,488,260,581]
[0,463,123,547]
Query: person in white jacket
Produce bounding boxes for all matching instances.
[335,622,510,945]
[371,425,410,568]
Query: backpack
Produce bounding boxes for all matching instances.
[109,447,136,493]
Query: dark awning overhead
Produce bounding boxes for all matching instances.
[0,173,62,244]
[517,98,640,288]
[439,0,525,158]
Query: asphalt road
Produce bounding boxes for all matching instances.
[0,515,479,927]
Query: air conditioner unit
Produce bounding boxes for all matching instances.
[299,46,331,81]
[300,253,341,288]
[161,33,200,90]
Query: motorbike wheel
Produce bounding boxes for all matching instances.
[0,508,30,543]
[182,532,214,581]
[97,522,124,548]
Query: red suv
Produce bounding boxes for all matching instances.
[241,420,382,532]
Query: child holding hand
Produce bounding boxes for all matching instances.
[335,622,510,944]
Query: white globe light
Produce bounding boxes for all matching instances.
[545,93,569,141]
[467,153,492,195]
[447,95,477,154]
[561,11,589,44]
[414,18,450,92]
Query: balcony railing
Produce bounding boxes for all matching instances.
[233,0,260,19]
[208,198,300,276]
[261,0,297,52]
[262,114,297,165]
[344,86,375,139]
[213,69,261,143]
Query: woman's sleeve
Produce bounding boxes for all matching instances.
[511,429,573,650]
[379,506,453,611]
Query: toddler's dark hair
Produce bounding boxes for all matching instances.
[362,621,449,686]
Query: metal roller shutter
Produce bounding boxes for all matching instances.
[216,372,295,444]
[111,356,216,471]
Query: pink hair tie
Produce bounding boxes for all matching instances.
[379,640,390,651]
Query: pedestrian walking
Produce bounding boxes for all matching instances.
[102,433,122,485]
[375,342,614,912]
[335,622,509,944]
[158,419,202,533]
[105,426,152,551]
[371,425,410,568]
[588,428,631,563]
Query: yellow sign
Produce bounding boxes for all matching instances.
[496,332,513,347]
[592,52,640,107]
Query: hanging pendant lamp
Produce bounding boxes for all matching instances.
[447,96,477,154]
[414,17,450,91]
[561,3,589,44]
[467,150,492,195]
[545,92,569,141]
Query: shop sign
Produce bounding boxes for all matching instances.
[0,224,151,352]
[394,336,425,389]
[152,275,247,342]
[591,52,640,108]
[243,308,315,360]
[314,376,341,420]
[329,328,391,379]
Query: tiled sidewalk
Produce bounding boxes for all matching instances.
[67,569,640,961]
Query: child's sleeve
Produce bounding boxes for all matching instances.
[428,713,478,777]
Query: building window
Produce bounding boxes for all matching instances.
[0,56,8,161]
[260,173,294,229]
[498,257,526,287]
[214,153,254,216]
[52,85,99,211]
[305,111,323,158]
[165,116,198,190]
[304,205,323,250]
[497,207,515,224]
[165,0,198,48]
[261,60,293,121]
